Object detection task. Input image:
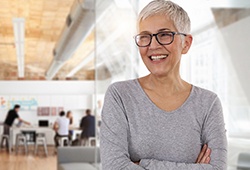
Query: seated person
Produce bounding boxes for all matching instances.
[53,111,70,147]
[79,109,95,146]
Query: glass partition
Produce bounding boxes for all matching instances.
[94,0,139,169]
[94,0,139,132]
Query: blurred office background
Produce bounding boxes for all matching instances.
[1,0,250,169]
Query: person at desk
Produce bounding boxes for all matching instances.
[80,109,95,146]
[1,104,30,148]
[53,111,70,147]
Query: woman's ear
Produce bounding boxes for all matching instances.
[182,34,193,54]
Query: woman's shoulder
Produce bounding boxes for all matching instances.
[192,85,218,100]
[188,86,222,112]
[105,79,142,99]
[108,79,138,91]
[111,79,137,86]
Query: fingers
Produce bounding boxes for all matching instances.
[205,156,211,164]
[196,144,211,164]
[196,144,207,163]
[200,147,211,163]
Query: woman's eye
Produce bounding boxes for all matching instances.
[159,32,171,37]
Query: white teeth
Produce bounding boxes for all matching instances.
[151,55,167,60]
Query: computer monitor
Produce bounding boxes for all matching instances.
[38,120,49,127]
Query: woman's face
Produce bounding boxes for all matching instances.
[68,112,72,117]
[138,14,192,77]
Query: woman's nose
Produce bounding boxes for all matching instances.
[149,36,161,49]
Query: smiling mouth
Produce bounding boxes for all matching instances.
[150,55,168,61]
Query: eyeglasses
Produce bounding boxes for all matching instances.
[134,31,187,47]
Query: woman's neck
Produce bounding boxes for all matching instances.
[139,74,191,96]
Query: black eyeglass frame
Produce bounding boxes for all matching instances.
[134,31,187,47]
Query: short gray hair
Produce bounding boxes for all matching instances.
[138,0,191,33]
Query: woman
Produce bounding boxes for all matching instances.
[66,111,73,141]
[66,111,73,125]
[100,0,227,169]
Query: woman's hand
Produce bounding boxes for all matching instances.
[196,144,211,164]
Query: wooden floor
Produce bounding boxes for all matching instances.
[0,146,56,170]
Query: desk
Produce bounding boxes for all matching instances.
[69,126,81,140]
[10,126,55,149]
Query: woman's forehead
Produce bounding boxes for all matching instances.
[138,15,175,33]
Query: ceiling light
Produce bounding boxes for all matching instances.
[13,18,25,78]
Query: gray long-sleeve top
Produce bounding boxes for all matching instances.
[100,79,227,170]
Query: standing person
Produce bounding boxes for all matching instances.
[53,111,70,147]
[100,0,227,170]
[1,104,30,148]
[80,109,95,146]
[66,110,73,142]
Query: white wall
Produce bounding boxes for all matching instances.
[220,16,250,104]
[0,81,94,95]
[0,81,95,126]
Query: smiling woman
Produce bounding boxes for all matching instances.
[100,0,227,170]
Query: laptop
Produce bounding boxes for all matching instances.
[38,120,49,127]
